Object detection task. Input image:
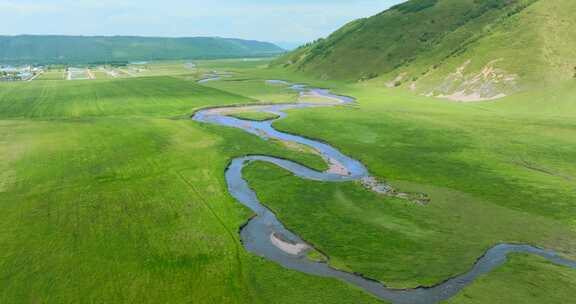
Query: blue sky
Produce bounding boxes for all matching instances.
[0,0,405,45]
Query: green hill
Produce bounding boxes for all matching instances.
[0,35,284,65]
[276,0,576,101]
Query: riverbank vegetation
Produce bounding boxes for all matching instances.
[210,61,576,300]
[228,111,280,121]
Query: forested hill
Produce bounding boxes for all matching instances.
[0,35,284,64]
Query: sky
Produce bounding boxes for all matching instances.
[0,0,405,46]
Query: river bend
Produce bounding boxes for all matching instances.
[192,80,576,304]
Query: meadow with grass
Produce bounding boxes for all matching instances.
[228,111,280,122]
[0,56,575,304]
[0,62,382,304]
[195,61,576,302]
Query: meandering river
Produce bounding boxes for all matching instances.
[192,80,576,303]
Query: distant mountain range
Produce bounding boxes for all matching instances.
[0,35,284,65]
[276,0,576,101]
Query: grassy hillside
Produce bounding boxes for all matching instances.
[276,0,576,100]
[0,35,284,65]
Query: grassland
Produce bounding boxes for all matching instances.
[260,80,576,282]
[1,59,575,303]
[228,111,280,121]
[447,253,576,303]
[0,71,381,303]
[208,63,576,299]
[36,70,65,81]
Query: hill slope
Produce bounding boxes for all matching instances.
[276,0,576,101]
[0,35,284,65]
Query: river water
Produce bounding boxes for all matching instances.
[192,80,576,303]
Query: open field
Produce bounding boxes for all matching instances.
[447,253,576,303]
[255,77,576,289]
[0,59,575,303]
[36,70,65,81]
[197,63,576,300]
[0,74,383,304]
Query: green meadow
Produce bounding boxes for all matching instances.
[228,111,280,121]
[0,60,575,303]
[447,253,576,303]
[0,68,377,304]
[36,70,66,81]
[204,62,576,300]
